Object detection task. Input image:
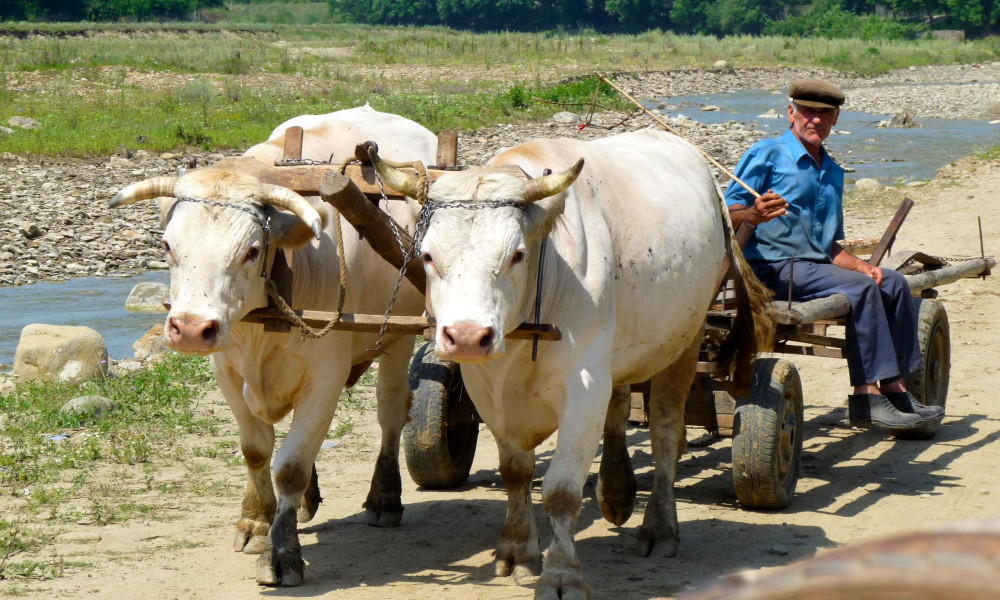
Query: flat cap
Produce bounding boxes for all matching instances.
[789,78,845,109]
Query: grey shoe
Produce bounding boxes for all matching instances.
[885,391,945,420]
[848,394,925,431]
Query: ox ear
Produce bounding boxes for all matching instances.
[524,192,566,241]
[270,200,330,248]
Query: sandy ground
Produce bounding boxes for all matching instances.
[6,160,1000,599]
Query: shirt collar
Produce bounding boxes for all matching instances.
[781,127,830,167]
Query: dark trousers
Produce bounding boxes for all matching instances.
[750,259,921,387]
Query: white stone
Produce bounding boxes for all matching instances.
[13,324,108,385]
[854,178,882,191]
[713,60,728,69]
[551,111,579,124]
[125,282,169,312]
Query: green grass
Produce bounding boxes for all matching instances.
[0,353,215,495]
[0,23,996,157]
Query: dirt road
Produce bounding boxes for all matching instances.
[9,160,1000,600]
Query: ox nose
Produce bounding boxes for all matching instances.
[167,316,220,352]
[441,322,496,361]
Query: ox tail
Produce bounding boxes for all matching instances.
[714,206,775,396]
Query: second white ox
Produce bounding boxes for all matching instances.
[110,105,436,586]
[373,129,770,598]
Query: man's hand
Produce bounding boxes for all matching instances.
[729,189,788,230]
[752,190,789,223]
[862,264,884,286]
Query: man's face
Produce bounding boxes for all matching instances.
[787,102,839,150]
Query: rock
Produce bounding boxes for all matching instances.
[160,152,177,160]
[854,178,882,191]
[60,395,115,418]
[13,324,108,385]
[107,156,134,168]
[701,105,721,112]
[0,126,12,135]
[133,324,168,361]
[551,111,579,124]
[986,102,1000,118]
[888,111,919,128]
[125,282,169,312]
[713,60,728,69]
[756,109,781,119]
[8,116,41,130]
[18,222,43,239]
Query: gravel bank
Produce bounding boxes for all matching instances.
[2,64,998,286]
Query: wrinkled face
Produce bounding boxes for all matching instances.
[422,204,535,362]
[788,102,839,153]
[161,200,268,354]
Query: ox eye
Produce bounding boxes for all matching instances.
[422,252,434,265]
[511,250,525,266]
[162,240,171,253]
[243,246,261,264]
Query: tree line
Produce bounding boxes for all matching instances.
[328,0,997,37]
[1,0,224,22]
[2,0,995,36]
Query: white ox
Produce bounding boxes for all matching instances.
[372,129,770,598]
[110,105,436,586]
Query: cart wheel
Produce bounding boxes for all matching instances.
[732,358,803,510]
[403,341,479,489]
[896,298,950,440]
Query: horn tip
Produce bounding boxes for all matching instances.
[108,193,123,209]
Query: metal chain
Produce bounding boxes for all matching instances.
[274,154,337,167]
[369,181,433,354]
[895,254,978,272]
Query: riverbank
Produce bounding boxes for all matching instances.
[1,63,998,286]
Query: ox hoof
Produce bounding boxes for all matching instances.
[495,555,542,579]
[233,519,270,554]
[364,507,403,527]
[635,525,679,558]
[255,549,305,587]
[596,475,636,526]
[363,494,403,527]
[535,571,590,600]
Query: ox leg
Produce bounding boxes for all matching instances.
[597,385,637,526]
[494,437,542,580]
[216,368,277,555]
[535,370,611,600]
[297,465,322,524]
[363,337,415,527]
[256,382,344,587]
[635,336,700,558]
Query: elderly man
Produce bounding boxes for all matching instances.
[725,78,943,432]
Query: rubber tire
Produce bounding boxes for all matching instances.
[732,358,804,510]
[403,342,479,489]
[896,298,950,440]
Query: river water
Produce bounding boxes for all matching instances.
[0,271,169,372]
[658,88,999,185]
[1,89,996,373]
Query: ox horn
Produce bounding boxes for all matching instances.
[523,158,585,204]
[108,176,179,208]
[260,184,323,240]
[367,144,427,203]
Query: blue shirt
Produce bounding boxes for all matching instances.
[724,128,845,263]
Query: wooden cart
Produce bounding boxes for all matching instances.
[230,130,994,510]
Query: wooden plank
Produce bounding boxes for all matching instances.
[318,171,426,294]
[904,257,995,294]
[241,308,562,340]
[282,126,304,161]
[436,130,458,167]
[868,197,914,266]
[263,250,293,333]
[208,156,528,199]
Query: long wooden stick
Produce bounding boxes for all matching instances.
[596,72,761,200]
